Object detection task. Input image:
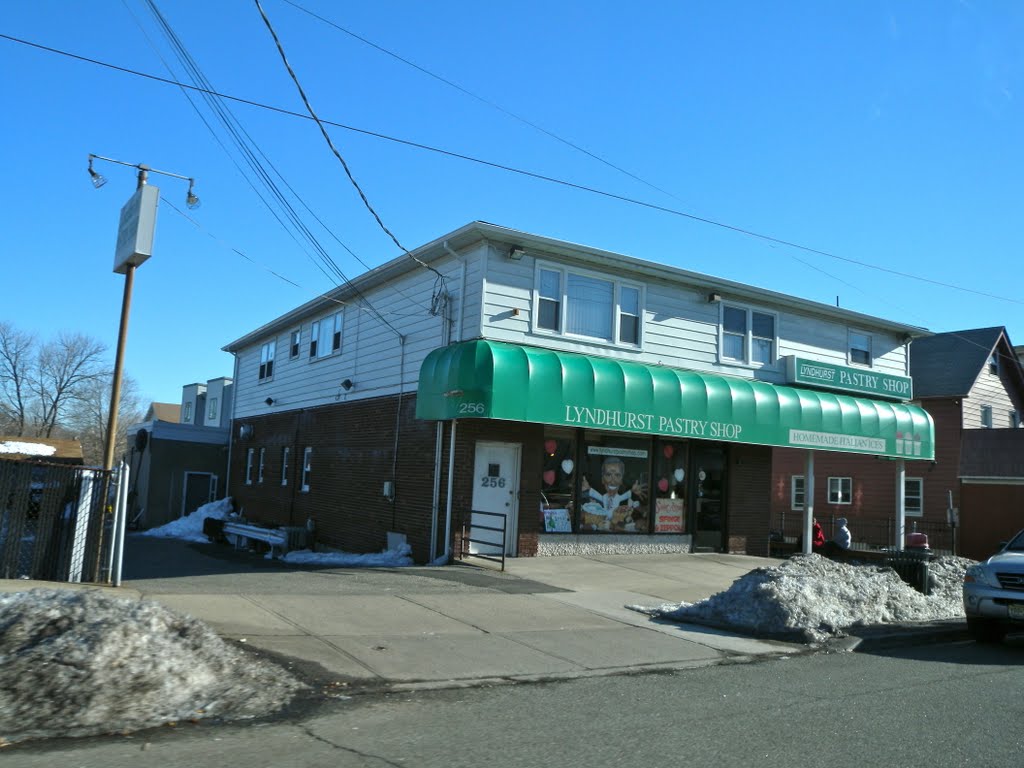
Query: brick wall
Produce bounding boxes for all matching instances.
[726,443,772,555]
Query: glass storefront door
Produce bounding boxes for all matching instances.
[692,447,726,552]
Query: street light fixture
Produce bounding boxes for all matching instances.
[87,153,200,472]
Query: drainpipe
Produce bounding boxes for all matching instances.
[225,351,240,495]
[444,420,458,561]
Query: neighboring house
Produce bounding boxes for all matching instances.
[125,378,232,529]
[223,222,934,564]
[772,326,1024,559]
[0,437,84,464]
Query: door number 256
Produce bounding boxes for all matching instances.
[480,476,507,488]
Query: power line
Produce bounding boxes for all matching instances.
[3,31,1022,308]
[279,0,682,204]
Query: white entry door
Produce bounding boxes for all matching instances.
[470,441,521,556]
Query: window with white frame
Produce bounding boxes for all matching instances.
[207,397,218,422]
[905,478,923,517]
[981,404,993,428]
[259,340,276,381]
[1012,411,1021,429]
[721,304,776,365]
[849,331,872,366]
[183,402,192,423]
[828,477,852,505]
[310,312,343,360]
[281,446,290,486]
[989,352,999,375]
[534,264,642,346]
[257,448,266,484]
[245,448,255,485]
[301,447,312,492]
[289,329,301,359]
[791,476,805,511]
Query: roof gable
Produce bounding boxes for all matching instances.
[911,327,1007,398]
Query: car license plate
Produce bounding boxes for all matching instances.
[1009,604,1024,620]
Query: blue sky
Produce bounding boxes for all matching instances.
[2,1,1022,407]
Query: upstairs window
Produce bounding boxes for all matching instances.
[849,331,872,367]
[981,405,993,428]
[310,312,343,360]
[1012,411,1021,429]
[183,402,192,423]
[207,397,218,422]
[721,304,776,366]
[259,340,276,381]
[534,264,643,347]
[290,329,301,359]
[989,352,1000,375]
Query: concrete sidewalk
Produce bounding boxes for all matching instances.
[135,539,804,688]
[2,539,963,692]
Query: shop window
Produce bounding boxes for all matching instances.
[259,340,275,381]
[534,263,643,347]
[721,304,776,366]
[791,476,805,510]
[827,477,852,505]
[849,331,872,367]
[652,441,687,533]
[580,436,650,533]
[539,431,577,532]
[905,478,923,517]
[244,448,254,485]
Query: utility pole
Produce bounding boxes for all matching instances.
[88,154,200,472]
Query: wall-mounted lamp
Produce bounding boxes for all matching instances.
[707,291,722,304]
[238,424,254,440]
[341,379,354,391]
[264,397,274,406]
[509,247,526,261]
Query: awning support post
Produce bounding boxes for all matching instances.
[895,459,905,551]
[803,451,815,555]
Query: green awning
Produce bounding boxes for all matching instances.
[416,340,934,459]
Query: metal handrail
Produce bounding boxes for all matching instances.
[460,509,507,572]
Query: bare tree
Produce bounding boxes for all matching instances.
[64,373,145,466]
[0,322,36,436]
[30,332,107,438]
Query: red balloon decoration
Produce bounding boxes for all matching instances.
[544,439,558,455]
[543,469,556,486]
[657,478,669,493]
[663,444,674,458]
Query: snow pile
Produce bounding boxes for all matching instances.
[636,554,973,643]
[138,497,234,543]
[281,542,414,567]
[0,588,304,744]
[0,440,56,456]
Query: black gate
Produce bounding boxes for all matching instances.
[0,458,116,583]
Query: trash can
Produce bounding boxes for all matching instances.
[885,548,933,595]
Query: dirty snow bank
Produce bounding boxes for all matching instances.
[635,554,973,643]
[0,588,304,744]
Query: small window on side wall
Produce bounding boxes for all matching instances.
[849,331,871,367]
[791,476,805,510]
[301,447,312,492]
[290,329,301,359]
[905,478,923,517]
[828,477,852,505]
[259,340,276,381]
[245,448,255,485]
[989,352,999,375]
[281,446,290,486]
[981,405,993,428]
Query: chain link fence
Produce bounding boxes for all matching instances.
[0,458,118,583]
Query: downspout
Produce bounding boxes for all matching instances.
[390,334,406,530]
[225,351,241,495]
